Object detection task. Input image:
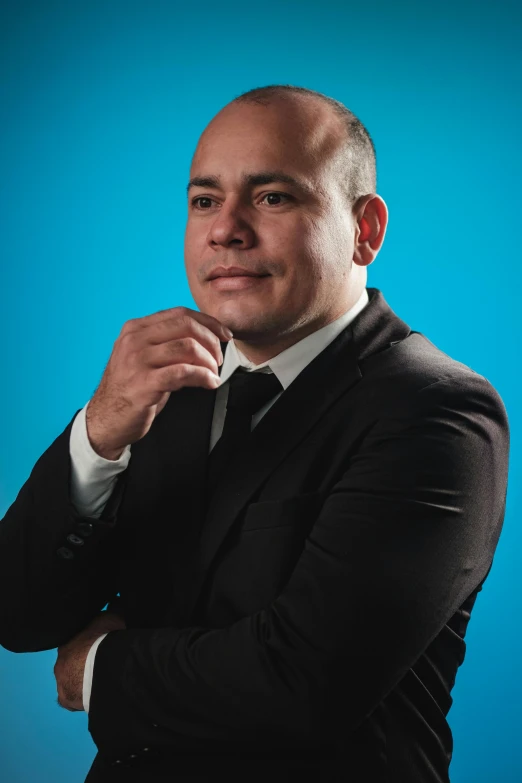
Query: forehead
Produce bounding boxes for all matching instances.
[190,99,344,185]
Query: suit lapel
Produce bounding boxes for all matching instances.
[156,287,411,624]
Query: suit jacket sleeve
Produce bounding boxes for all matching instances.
[86,375,509,759]
[0,409,127,652]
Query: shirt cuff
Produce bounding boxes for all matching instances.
[72,401,132,469]
[69,401,131,518]
[83,633,109,713]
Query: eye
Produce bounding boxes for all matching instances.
[260,192,291,206]
[192,196,215,210]
[191,192,292,210]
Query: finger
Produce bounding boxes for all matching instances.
[122,306,233,342]
[151,363,223,393]
[140,318,226,371]
[144,337,222,377]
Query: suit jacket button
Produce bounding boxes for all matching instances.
[56,547,74,559]
[67,534,84,546]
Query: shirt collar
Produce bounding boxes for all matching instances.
[219,287,369,389]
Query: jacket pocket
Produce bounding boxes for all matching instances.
[241,489,330,532]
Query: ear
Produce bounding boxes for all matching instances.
[353,194,388,267]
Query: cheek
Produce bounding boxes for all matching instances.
[305,215,349,273]
[269,219,313,264]
[184,228,206,277]
[292,221,330,276]
[184,223,198,256]
[304,215,331,254]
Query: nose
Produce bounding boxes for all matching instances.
[208,196,256,250]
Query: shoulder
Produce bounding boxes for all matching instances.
[359,330,509,430]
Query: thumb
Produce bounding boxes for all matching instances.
[155,392,171,416]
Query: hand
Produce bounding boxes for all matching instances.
[86,307,234,460]
[54,610,127,712]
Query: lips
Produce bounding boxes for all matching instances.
[208,266,268,280]
[212,273,262,279]
[209,274,270,291]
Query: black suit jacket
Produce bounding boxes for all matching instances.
[0,288,510,782]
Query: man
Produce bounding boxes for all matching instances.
[0,85,510,782]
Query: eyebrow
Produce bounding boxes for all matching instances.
[186,170,314,197]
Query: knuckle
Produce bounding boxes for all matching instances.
[180,336,199,355]
[178,312,194,331]
[179,362,201,378]
[121,318,137,334]
[125,336,144,360]
[119,330,135,348]
[177,363,191,376]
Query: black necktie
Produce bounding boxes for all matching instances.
[205,366,284,498]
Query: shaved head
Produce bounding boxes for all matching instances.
[228,85,377,212]
[184,83,387,365]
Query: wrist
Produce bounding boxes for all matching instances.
[92,443,125,461]
[85,418,125,461]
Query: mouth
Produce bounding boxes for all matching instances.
[209,274,271,291]
[208,267,271,279]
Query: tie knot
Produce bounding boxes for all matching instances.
[226,367,283,416]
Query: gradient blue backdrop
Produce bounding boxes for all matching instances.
[1,1,520,780]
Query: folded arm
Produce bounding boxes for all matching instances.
[0,406,128,652]
[86,376,510,760]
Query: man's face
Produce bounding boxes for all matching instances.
[184,98,362,350]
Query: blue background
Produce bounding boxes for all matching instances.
[1,1,520,780]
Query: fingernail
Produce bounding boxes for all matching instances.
[223,327,233,338]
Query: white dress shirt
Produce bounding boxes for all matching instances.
[72,288,369,712]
